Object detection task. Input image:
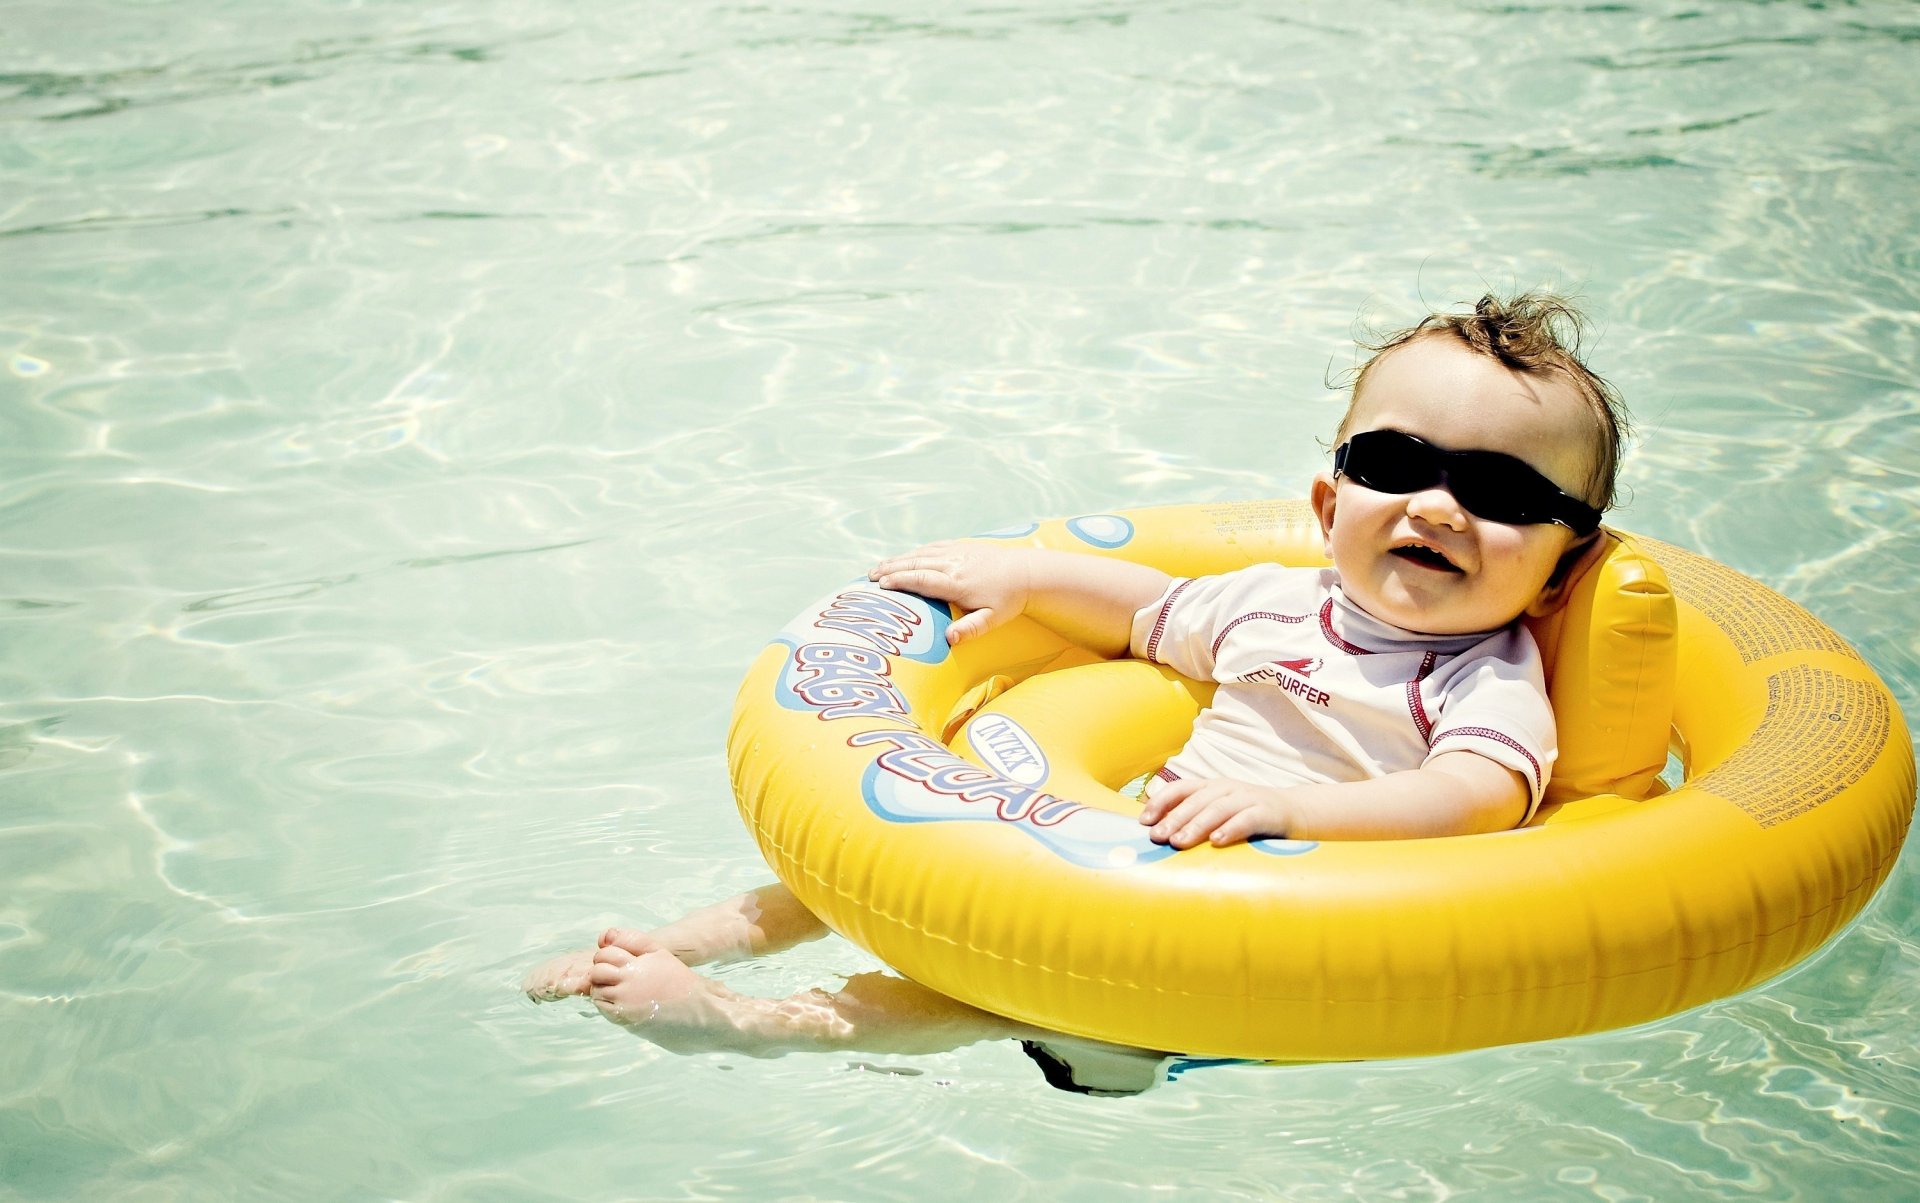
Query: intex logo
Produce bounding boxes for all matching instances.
[965,714,1049,786]
[851,729,1081,826]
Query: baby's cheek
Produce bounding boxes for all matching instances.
[1478,533,1558,590]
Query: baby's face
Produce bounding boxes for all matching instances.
[1311,336,1596,635]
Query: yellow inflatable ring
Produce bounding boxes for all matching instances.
[727,501,1914,1060]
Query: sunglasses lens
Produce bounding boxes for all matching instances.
[1343,431,1438,494]
[1448,458,1537,524]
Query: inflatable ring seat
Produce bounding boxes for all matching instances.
[727,500,1914,1060]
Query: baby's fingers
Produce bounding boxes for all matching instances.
[1205,809,1276,847]
[1147,787,1234,849]
[1137,778,1197,825]
[870,542,958,581]
[944,607,999,645]
[870,565,954,596]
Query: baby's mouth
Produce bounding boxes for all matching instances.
[1391,543,1463,574]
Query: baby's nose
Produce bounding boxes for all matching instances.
[1404,484,1468,530]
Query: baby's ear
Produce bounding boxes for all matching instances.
[1310,472,1339,554]
[1525,531,1606,617]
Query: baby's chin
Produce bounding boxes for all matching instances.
[1348,573,1523,637]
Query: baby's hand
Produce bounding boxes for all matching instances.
[870,541,1033,645]
[1139,777,1292,849]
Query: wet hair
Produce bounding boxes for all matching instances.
[1336,291,1630,510]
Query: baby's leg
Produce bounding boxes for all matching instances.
[600,881,825,963]
[523,882,824,1001]
[587,945,1029,1056]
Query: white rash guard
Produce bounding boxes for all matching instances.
[1130,564,1556,823]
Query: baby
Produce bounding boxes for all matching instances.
[525,290,1628,1083]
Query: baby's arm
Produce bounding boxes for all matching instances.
[870,542,1169,652]
[1141,751,1529,847]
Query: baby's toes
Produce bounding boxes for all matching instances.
[598,927,661,955]
[591,944,635,972]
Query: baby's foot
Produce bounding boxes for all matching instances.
[597,927,672,957]
[522,948,596,1001]
[524,923,684,1001]
[587,947,745,1052]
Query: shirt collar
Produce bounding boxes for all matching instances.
[1326,579,1507,656]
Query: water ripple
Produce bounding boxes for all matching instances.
[4,0,1918,1199]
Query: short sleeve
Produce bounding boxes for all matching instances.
[1423,632,1558,824]
[1130,564,1322,683]
[1129,576,1222,680]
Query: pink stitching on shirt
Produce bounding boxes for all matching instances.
[1143,579,1195,663]
[1431,726,1543,792]
[1406,650,1437,742]
[1209,610,1310,660]
[1317,597,1373,656]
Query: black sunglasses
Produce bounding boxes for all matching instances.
[1333,429,1603,535]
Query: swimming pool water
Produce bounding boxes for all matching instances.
[4,2,1918,1199]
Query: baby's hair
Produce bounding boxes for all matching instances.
[1338,291,1630,510]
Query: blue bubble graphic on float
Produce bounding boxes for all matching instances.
[1249,837,1319,857]
[1066,514,1134,549]
[974,522,1040,539]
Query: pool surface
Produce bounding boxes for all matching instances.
[4,2,1918,1199]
